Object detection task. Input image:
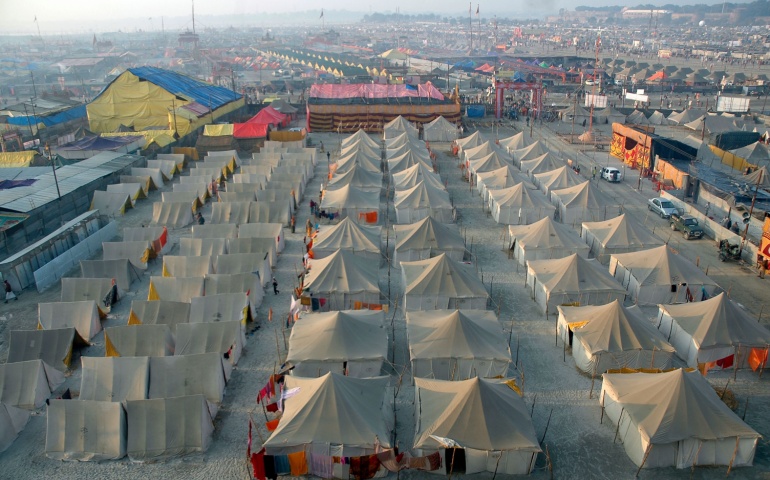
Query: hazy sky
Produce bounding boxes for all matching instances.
[0,0,748,34]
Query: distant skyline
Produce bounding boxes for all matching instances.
[0,0,753,34]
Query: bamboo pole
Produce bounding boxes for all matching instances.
[540,408,553,443]
[726,436,741,476]
[634,445,652,478]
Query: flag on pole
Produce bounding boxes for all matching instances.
[320,9,324,18]
[476,5,479,16]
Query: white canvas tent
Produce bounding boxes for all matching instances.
[423,116,457,142]
[189,293,251,325]
[102,241,153,270]
[175,321,246,376]
[219,191,256,203]
[126,395,214,461]
[393,216,465,264]
[0,360,65,409]
[162,255,213,277]
[655,293,770,369]
[263,373,392,456]
[106,183,146,205]
[519,152,565,176]
[128,300,191,332]
[80,258,141,291]
[238,223,285,252]
[413,377,540,475]
[151,202,193,228]
[392,162,444,191]
[387,149,433,175]
[286,310,387,378]
[581,214,664,264]
[508,217,589,265]
[488,183,556,225]
[462,141,496,164]
[61,277,115,316]
[227,237,278,268]
[79,356,150,402]
[204,273,263,317]
[45,399,126,461]
[455,131,483,154]
[384,115,418,139]
[312,217,382,261]
[335,149,381,174]
[341,139,381,160]
[475,165,529,202]
[90,191,133,216]
[551,182,621,225]
[148,276,205,302]
[38,300,102,341]
[7,328,87,371]
[394,181,454,224]
[600,369,759,469]
[510,141,546,166]
[148,353,227,417]
[179,238,227,257]
[526,254,626,314]
[401,254,488,310]
[468,151,509,178]
[0,403,30,453]
[105,324,175,357]
[210,201,252,225]
[249,200,292,226]
[499,131,532,153]
[341,129,380,150]
[532,166,585,197]
[193,223,237,239]
[327,164,382,191]
[215,253,270,288]
[161,191,204,212]
[320,184,380,225]
[610,245,721,305]
[407,309,510,380]
[304,249,380,310]
[557,300,676,373]
[122,226,169,256]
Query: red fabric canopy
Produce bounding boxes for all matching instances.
[234,122,268,139]
[248,106,289,128]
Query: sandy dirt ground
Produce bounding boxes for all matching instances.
[1,114,769,480]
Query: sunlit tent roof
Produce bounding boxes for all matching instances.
[393,215,465,263]
[79,356,150,402]
[508,217,589,265]
[45,399,127,461]
[7,328,87,371]
[581,213,664,264]
[0,360,65,409]
[401,253,488,310]
[312,216,382,260]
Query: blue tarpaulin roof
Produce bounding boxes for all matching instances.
[7,104,87,128]
[127,66,241,110]
[57,135,143,152]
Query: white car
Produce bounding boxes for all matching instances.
[647,198,678,218]
[600,167,622,182]
[584,79,596,86]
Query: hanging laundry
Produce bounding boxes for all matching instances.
[273,455,291,475]
[309,452,334,478]
[264,454,277,480]
[265,418,280,431]
[349,454,381,479]
[288,451,309,475]
[716,355,734,369]
[749,348,769,371]
[251,449,267,480]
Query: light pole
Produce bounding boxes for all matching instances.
[44,142,61,200]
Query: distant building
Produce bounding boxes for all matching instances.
[621,8,671,21]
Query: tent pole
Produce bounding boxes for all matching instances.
[613,408,624,443]
[539,408,553,443]
[635,445,652,477]
[589,360,597,398]
[726,436,741,476]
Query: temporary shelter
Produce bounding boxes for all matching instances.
[730,141,770,166]
[90,191,133,216]
[189,293,251,325]
[462,141,497,164]
[146,159,178,180]
[286,310,387,378]
[175,321,246,376]
[193,223,237,239]
[38,300,102,341]
[655,293,770,369]
[122,226,169,256]
[557,301,676,373]
[508,217,589,265]
[304,249,380,310]
[128,300,191,332]
[248,200,292,226]
[394,181,454,224]
[45,399,127,461]
[238,223,285,252]
[204,272,263,317]
[387,149,433,174]
[0,360,65,409]
[626,110,649,125]
[594,106,627,125]
[7,328,87,371]
[151,202,193,228]
[0,403,30,453]
[312,217,381,261]
[148,353,227,416]
[227,237,278,268]
[475,165,528,202]
[173,182,209,204]
[262,373,393,456]
[393,216,465,264]
[406,309,510,380]
[327,164,382,191]
[79,356,150,402]
[148,276,205,302]
[510,141,546,166]
[551,182,621,225]
[423,116,457,142]
[413,377,540,474]
[532,166,585,197]
[215,253,270,288]
[320,184,380,225]
[161,191,204,212]
[468,151,509,178]
[61,277,115,315]
[600,369,760,469]
[488,183,556,225]
[455,131,483,154]
[342,129,380,150]
[179,238,227,257]
[102,241,153,270]
[610,246,721,304]
[526,254,626,314]
[341,140,381,161]
[126,394,214,461]
[80,258,141,291]
[581,214,664,264]
[401,254,488,310]
[499,131,531,153]
[105,324,175,357]
[336,149,381,174]
[384,115,419,138]
[210,201,252,225]
[162,255,213,277]
[392,162,443,191]
[519,152,565,177]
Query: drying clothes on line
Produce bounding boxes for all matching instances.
[263,454,277,480]
[265,418,280,431]
[288,451,308,475]
[309,452,334,478]
[716,355,734,369]
[274,455,291,475]
[376,450,408,472]
[349,454,381,480]
[250,448,266,480]
[749,348,769,371]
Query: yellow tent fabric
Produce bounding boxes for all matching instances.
[203,124,234,137]
[0,151,36,168]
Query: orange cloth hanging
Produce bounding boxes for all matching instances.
[266,419,280,431]
[288,451,308,475]
[749,348,769,371]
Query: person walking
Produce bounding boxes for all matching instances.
[4,280,16,303]
[759,258,768,279]
[592,165,597,180]
[272,277,279,295]
[306,218,313,237]
[290,215,296,234]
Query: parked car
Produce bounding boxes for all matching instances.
[584,79,596,86]
[647,198,679,218]
[600,167,622,182]
[670,213,704,240]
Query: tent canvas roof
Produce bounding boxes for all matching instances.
[508,217,589,253]
[527,254,625,296]
[498,132,531,151]
[533,166,585,191]
[341,130,380,150]
[328,164,383,189]
[394,181,451,210]
[552,181,616,209]
[601,369,758,443]
[321,184,380,210]
[391,162,444,191]
[393,216,465,253]
[313,217,381,255]
[520,152,565,175]
[0,360,65,409]
[582,214,663,250]
[305,249,380,295]
[79,356,150,402]
[8,328,87,371]
[287,310,387,363]
[490,183,556,211]
[402,253,488,298]
[731,141,770,164]
[407,309,510,362]
[128,299,191,332]
[414,377,540,451]
[610,245,718,288]
[455,131,483,150]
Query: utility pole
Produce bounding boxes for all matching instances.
[469,2,473,52]
[740,170,764,255]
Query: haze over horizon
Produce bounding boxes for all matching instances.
[0,0,753,35]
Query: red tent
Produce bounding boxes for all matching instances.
[248,106,289,128]
[647,70,667,82]
[233,122,268,139]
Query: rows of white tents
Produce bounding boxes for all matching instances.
[454,127,764,471]
[244,118,541,477]
[1,143,309,460]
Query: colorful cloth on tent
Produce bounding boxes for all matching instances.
[288,451,308,475]
[716,355,734,369]
[264,454,277,479]
[309,453,334,478]
[274,455,291,475]
[0,179,36,189]
[376,450,408,472]
[749,348,769,371]
[349,454,381,480]
[251,449,267,480]
[265,418,280,431]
